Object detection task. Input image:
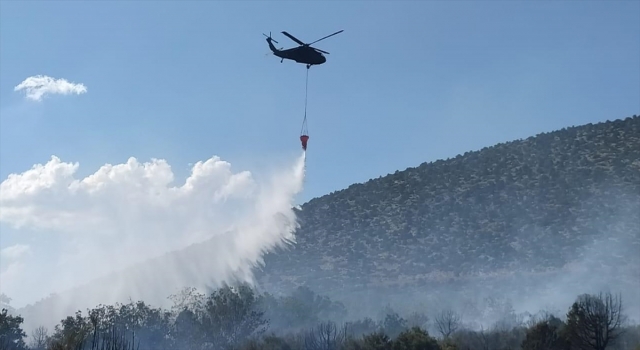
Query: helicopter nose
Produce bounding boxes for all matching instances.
[320,55,326,63]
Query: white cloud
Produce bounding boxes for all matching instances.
[0,244,31,261]
[13,75,87,101]
[0,153,306,316]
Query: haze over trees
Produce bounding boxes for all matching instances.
[1,286,639,350]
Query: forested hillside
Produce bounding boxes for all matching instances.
[257,116,640,299]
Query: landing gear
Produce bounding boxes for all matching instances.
[306,64,311,69]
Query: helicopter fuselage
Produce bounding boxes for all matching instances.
[267,39,326,66]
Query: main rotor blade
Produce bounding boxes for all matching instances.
[309,30,343,45]
[281,31,305,46]
[312,47,330,54]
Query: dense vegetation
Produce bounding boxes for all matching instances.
[257,116,640,298]
[2,285,639,350]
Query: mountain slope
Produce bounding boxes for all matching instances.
[256,116,640,296]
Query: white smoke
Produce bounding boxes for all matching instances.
[0,153,306,330]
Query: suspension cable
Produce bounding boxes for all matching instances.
[300,68,309,135]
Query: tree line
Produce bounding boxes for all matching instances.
[1,286,638,350]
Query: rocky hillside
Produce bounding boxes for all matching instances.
[256,116,640,297]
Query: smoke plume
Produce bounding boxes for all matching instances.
[0,152,306,331]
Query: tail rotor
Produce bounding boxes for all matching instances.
[262,32,278,44]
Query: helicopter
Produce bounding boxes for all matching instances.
[264,30,343,69]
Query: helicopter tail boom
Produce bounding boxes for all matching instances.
[266,38,279,53]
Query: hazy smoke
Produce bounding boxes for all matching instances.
[0,153,306,330]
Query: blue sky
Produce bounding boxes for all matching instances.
[1,1,639,204]
[0,0,639,309]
